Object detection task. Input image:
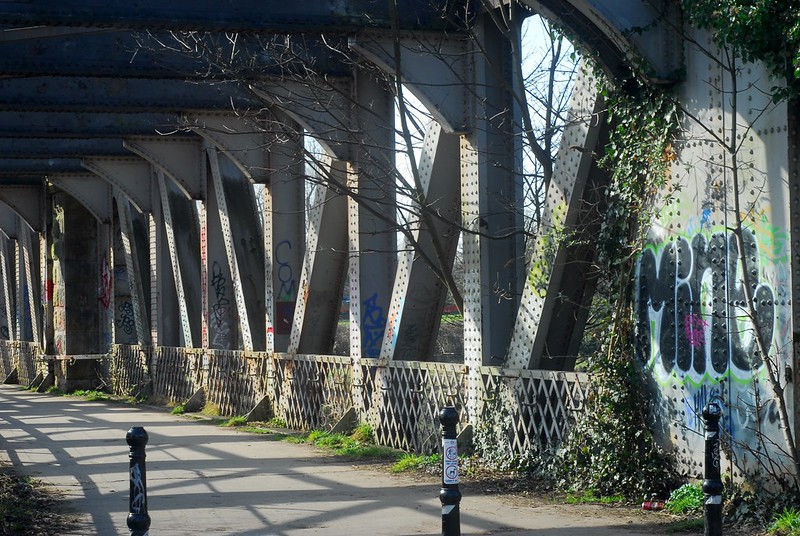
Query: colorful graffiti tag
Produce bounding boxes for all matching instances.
[636,228,775,385]
[636,223,792,476]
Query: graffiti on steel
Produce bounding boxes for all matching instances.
[636,228,776,385]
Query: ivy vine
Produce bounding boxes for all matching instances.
[555,74,681,497]
[681,0,800,98]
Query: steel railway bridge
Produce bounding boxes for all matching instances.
[0,0,795,479]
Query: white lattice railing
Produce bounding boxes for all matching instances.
[479,367,591,451]
[107,345,151,397]
[66,345,592,457]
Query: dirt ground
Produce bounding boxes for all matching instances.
[351,460,765,536]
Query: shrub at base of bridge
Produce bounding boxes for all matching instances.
[553,319,679,499]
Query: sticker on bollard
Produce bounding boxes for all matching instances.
[439,407,461,536]
[443,438,459,485]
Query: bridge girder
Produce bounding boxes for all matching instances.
[519,0,682,81]
[0,30,354,79]
[0,1,468,32]
[0,76,263,113]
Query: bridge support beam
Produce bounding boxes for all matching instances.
[289,160,349,355]
[349,70,396,360]
[380,122,461,362]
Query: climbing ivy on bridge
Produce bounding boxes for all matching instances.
[553,74,681,497]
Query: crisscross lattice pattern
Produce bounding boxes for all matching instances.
[205,350,265,417]
[108,345,150,397]
[365,360,467,453]
[89,345,592,457]
[479,367,590,451]
[17,342,40,386]
[272,354,353,430]
[151,346,202,405]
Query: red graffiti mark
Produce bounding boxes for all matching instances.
[45,279,54,302]
[99,257,112,309]
[683,313,708,348]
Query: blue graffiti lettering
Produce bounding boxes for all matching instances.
[362,293,386,358]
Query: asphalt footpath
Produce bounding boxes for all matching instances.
[0,384,667,535]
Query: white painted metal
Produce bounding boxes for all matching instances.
[124,137,205,200]
[262,181,274,354]
[379,121,460,361]
[460,134,483,426]
[264,112,305,353]
[205,143,253,351]
[156,169,193,347]
[148,210,159,346]
[185,113,269,183]
[506,63,601,370]
[115,194,150,346]
[19,222,39,347]
[199,199,208,349]
[288,158,348,354]
[82,157,154,213]
[49,173,113,223]
[249,80,353,161]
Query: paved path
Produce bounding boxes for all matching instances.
[0,384,667,535]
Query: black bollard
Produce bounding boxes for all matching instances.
[439,407,461,536]
[702,403,723,536]
[126,426,151,536]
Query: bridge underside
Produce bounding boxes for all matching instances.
[0,0,795,482]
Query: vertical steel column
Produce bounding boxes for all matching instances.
[206,144,253,351]
[40,206,50,353]
[156,170,193,348]
[98,222,113,352]
[462,14,525,365]
[788,99,800,455]
[347,171,362,360]
[351,70,396,359]
[116,196,150,347]
[460,135,484,424]
[199,198,208,350]
[19,220,39,346]
[13,231,21,341]
[262,180,273,354]
[266,112,305,353]
[148,208,159,347]
[0,233,13,340]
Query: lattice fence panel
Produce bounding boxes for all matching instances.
[479,368,590,455]
[206,350,264,417]
[274,354,352,431]
[151,347,201,405]
[16,342,40,386]
[109,345,150,397]
[0,340,14,380]
[371,361,467,454]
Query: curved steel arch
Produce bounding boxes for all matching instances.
[520,0,681,81]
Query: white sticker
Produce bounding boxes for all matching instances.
[443,438,459,484]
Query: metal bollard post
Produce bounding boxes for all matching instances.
[439,407,461,536]
[126,426,151,536]
[702,403,723,536]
